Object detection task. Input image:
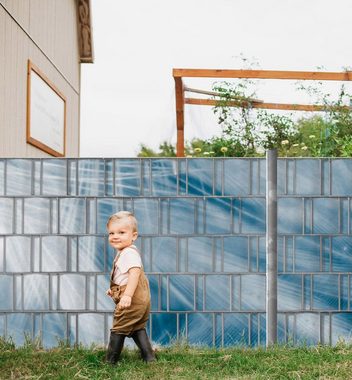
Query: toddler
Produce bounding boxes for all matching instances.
[105,211,155,364]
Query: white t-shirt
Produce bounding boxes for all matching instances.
[112,245,142,286]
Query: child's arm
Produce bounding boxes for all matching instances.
[118,267,141,309]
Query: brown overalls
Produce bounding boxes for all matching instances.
[109,247,151,336]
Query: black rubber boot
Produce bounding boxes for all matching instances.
[131,329,156,362]
[106,332,126,364]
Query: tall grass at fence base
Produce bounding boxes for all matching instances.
[1,337,352,379]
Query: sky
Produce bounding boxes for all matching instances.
[80,0,352,157]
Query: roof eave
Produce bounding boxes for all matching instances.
[77,0,94,63]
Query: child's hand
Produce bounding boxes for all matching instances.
[106,289,113,297]
[118,295,132,309]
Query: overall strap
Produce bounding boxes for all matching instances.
[110,250,122,281]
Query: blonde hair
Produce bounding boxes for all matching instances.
[106,211,138,232]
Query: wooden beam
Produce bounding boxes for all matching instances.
[185,98,352,112]
[173,69,352,81]
[184,86,263,103]
[174,77,185,157]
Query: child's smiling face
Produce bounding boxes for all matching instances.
[108,219,138,251]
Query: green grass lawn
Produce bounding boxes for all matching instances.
[1,338,352,379]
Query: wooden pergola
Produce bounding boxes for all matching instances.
[173,69,352,157]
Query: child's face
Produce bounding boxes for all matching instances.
[108,220,138,251]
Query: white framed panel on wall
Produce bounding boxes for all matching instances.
[26,60,66,157]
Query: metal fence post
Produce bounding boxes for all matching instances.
[266,148,278,346]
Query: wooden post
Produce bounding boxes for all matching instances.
[174,77,185,157]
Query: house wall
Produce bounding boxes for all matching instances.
[0,0,80,157]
